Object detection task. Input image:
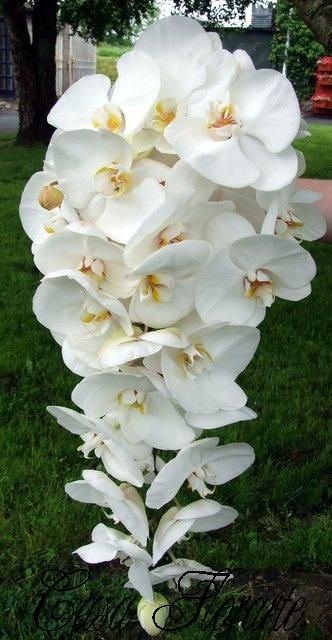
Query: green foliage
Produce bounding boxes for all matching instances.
[58,0,156,42]
[172,0,251,27]
[294,124,332,178]
[97,44,131,82]
[97,43,131,58]
[270,0,327,101]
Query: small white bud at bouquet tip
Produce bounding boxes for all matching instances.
[137,592,170,636]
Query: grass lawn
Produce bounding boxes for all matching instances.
[97,43,131,83]
[0,127,331,639]
[295,125,332,179]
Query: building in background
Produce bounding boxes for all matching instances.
[0,10,96,99]
[221,3,275,69]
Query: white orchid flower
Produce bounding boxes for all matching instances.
[161,323,259,414]
[48,53,160,137]
[72,371,195,451]
[62,324,189,376]
[135,16,213,103]
[128,239,211,329]
[124,180,227,270]
[75,522,151,564]
[34,228,134,298]
[61,329,158,376]
[196,234,316,327]
[48,74,112,131]
[110,51,160,138]
[165,68,300,190]
[61,325,187,376]
[47,405,152,486]
[152,500,238,564]
[124,189,195,268]
[52,129,165,244]
[76,522,155,601]
[75,522,154,599]
[65,469,149,546]
[33,269,132,337]
[126,557,232,593]
[135,17,235,155]
[19,170,78,250]
[146,438,255,509]
[134,16,218,153]
[256,183,326,241]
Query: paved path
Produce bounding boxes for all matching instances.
[0,112,331,134]
[0,112,19,133]
[306,116,332,126]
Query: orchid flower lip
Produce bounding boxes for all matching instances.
[207,101,242,139]
[94,165,131,197]
[140,273,175,303]
[92,103,125,134]
[147,98,178,133]
[243,269,275,307]
[178,343,213,379]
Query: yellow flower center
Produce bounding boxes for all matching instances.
[244,270,274,307]
[78,256,106,285]
[81,309,110,324]
[207,102,241,132]
[142,275,164,302]
[178,343,213,379]
[117,388,148,414]
[158,222,188,247]
[278,210,304,229]
[140,273,175,303]
[94,165,131,197]
[92,104,123,133]
[148,98,177,132]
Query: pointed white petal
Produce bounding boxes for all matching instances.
[112,51,160,136]
[47,405,94,435]
[74,541,118,563]
[48,74,111,130]
[185,406,257,429]
[190,506,238,532]
[64,480,106,506]
[232,69,300,152]
[128,561,154,601]
[152,507,194,565]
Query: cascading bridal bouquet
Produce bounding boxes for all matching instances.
[19,16,325,637]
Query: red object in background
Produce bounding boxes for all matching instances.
[311,56,332,114]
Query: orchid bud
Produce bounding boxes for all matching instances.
[137,592,169,636]
[39,183,64,210]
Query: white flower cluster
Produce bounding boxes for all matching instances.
[20,16,325,636]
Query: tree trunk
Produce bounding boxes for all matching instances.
[32,0,58,132]
[1,0,57,145]
[291,0,332,50]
